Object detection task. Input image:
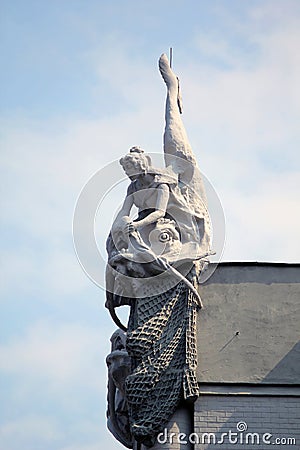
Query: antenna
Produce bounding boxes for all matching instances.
[169,47,173,68]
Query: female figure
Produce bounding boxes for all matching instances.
[106,148,203,448]
[109,146,201,259]
[105,54,209,448]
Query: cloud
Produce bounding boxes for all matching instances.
[60,436,125,450]
[173,10,300,262]
[0,321,108,391]
[1,4,299,450]
[0,320,127,450]
[0,414,124,450]
[0,245,91,303]
[1,8,299,308]
[0,416,63,450]
[185,27,299,157]
[222,171,300,261]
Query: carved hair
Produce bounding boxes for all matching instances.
[129,146,144,154]
[120,146,152,173]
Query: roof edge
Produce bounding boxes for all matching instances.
[212,261,300,267]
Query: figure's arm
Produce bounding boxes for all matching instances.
[113,195,134,226]
[159,54,192,164]
[128,184,169,232]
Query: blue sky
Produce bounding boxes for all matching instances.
[1,1,300,449]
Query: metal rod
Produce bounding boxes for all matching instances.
[169,47,173,68]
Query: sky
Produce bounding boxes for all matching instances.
[0,1,299,449]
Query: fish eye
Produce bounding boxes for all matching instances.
[159,231,170,242]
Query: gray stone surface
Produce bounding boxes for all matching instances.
[197,262,300,384]
[194,394,299,449]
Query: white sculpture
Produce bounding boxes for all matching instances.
[106,53,211,448]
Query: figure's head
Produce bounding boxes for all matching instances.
[120,146,152,179]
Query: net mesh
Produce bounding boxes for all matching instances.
[125,278,200,446]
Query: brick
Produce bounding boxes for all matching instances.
[194,394,300,442]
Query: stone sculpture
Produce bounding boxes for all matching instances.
[106,329,132,448]
[106,53,211,448]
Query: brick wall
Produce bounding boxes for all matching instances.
[194,394,299,450]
